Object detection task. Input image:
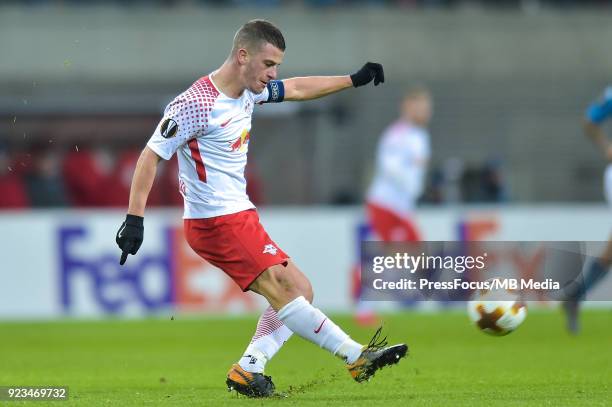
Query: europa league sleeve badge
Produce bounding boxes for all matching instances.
[160,118,179,139]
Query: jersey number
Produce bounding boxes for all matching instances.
[188,139,207,182]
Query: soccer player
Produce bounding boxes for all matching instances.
[563,86,612,333]
[115,20,407,397]
[352,88,432,324]
[366,87,432,242]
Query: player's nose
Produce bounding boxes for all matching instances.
[267,66,278,80]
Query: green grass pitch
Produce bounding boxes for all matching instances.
[1,309,610,406]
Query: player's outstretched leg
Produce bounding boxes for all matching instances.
[274,295,408,383]
[346,327,408,383]
[226,306,293,397]
[250,261,408,384]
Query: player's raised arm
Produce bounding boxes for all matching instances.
[115,146,162,265]
[282,62,384,101]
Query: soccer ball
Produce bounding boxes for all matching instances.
[467,282,527,336]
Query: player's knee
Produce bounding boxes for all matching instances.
[272,263,315,303]
[302,279,314,303]
[284,262,313,302]
[266,266,302,296]
[251,263,314,307]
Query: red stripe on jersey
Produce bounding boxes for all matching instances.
[188,139,207,182]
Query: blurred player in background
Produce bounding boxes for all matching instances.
[353,88,433,324]
[564,86,612,333]
[366,87,432,241]
[114,19,407,398]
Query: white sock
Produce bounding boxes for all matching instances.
[276,296,363,364]
[239,306,293,373]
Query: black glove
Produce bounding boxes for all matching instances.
[350,62,385,87]
[116,214,144,265]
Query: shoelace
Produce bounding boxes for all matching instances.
[364,326,388,352]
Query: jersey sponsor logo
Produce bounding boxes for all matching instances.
[229,129,251,152]
[262,244,278,255]
[160,118,178,139]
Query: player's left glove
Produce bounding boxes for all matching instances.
[350,62,385,87]
[116,214,144,265]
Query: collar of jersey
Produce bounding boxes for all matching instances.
[209,71,244,101]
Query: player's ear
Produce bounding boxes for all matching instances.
[237,48,249,66]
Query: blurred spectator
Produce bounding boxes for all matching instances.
[480,159,507,202]
[62,146,109,206]
[440,157,464,204]
[421,167,444,204]
[0,145,29,209]
[460,160,507,203]
[63,146,171,207]
[25,146,68,207]
[104,148,140,206]
[424,157,507,204]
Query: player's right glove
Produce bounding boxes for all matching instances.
[350,62,385,87]
[116,214,144,265]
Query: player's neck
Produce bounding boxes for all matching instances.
[401,116,426,129]
[211,63,246,99]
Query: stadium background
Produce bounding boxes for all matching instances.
[0,2,611,405]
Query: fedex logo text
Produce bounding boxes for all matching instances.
[59,227,174,314]
[58,225,256,316]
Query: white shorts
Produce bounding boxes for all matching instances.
[604,164,612,206]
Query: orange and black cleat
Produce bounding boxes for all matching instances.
[226,363,275,398]
[346,327,408,383]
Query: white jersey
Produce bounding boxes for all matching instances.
[147,74,282,218]
[367,120,431,217]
